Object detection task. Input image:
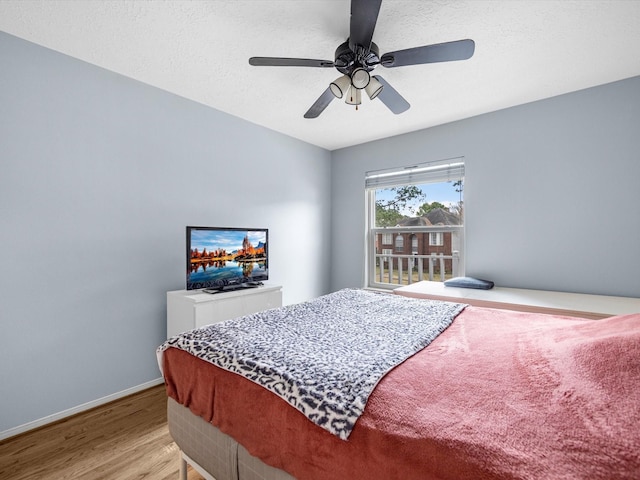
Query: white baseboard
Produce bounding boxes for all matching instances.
[0,377,165,441]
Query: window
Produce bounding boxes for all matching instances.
[395,235,404,252]
[411,235,418,254]
[365,158,465,288]
[429,232,444,246]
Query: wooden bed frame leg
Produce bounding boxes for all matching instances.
[179,451,187,480]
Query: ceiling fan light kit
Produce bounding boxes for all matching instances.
[365,76,384,100]
[249,0,475,118]
[350,68,371,89]
[330,74,351,99]
[345,86,362,106]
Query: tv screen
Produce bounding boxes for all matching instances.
[186,226,268,291]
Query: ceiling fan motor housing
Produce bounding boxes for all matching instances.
[334,40,380,77]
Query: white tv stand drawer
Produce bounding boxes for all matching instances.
[394,281,640,320]
[167,284,282,338]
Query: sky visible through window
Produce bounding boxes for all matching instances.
[375,181,462,217]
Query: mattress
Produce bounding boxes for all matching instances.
[161,294,640,480]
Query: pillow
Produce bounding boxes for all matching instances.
[444,276,494,290]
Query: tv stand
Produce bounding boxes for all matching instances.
[167,284,282,338]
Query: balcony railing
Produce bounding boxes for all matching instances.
[369,224,464,288]
[374,252,461,285]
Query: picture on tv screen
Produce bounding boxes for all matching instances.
[186,226,268,291]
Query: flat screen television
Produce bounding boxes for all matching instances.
[186,226,269,291]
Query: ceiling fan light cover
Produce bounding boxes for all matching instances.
[365,76,383,99]
[345,86,362,105]
[330,75,351,98]
[351,68,370,89]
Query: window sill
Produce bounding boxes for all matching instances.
[394,281,640,320]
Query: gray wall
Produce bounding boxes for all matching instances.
[0,33,331,435]
[331,76,640,298]
[2,28,640,438]
[331,77,640,297]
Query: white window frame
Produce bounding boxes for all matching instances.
[394,234,404,252]
[365,157,465,289]
[429,232,444,246]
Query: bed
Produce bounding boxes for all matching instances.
[157,288,640,480]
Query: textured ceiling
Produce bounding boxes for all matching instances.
[1,0,640,150]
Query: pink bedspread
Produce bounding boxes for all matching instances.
[163,306,640,480]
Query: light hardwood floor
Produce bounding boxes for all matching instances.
[0,385,204,480]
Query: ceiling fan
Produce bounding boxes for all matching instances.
[248,0,475,118]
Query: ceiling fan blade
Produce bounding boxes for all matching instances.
[304,88,335,118]
[349,0,382,52]
[373,75,410,114]
[381,39,475,68]
[249,57,334,68]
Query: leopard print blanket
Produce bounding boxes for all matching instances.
[157,288,466,440]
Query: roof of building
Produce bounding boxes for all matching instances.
[424,208,462,226]
[397,217,432,227]
[396,208,461,227]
